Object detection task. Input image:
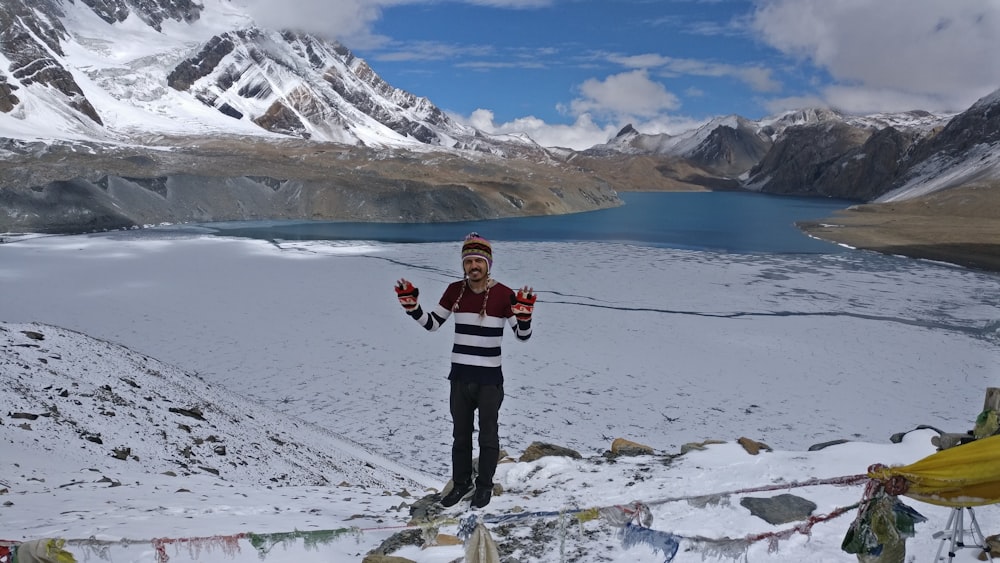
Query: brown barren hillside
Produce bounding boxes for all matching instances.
[798,182,1000,272]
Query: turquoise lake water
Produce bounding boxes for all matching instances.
[198,191,854,254]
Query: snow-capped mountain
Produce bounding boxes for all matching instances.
[583,94,999,205]
[877,89,1000,202]
[0,0,499,150]
[742,91,1000,203]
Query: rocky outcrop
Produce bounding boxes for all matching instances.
[167,32,241,91]
[807,126,922,201]
[745,120,873,197]
[0,0,102,124]
[879,90,1000,201]
[687,118,772,178]
[518,442,583,463]
[79,0,202,30]
[0,74,19,113]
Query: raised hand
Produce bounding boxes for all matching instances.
[510,286,536,322]
[394,278,420,312]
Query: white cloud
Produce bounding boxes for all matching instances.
[607,53,780,93]
[569,70,682,120]
[462,109,620,150]
[376,41,496,62]
[751,0,1000,112]
[234,0,397,47]
[762,94,828,115]
[460,70,717,150]
[235,0,554,45]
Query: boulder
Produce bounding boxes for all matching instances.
[737,437,772,455]
[740,493,816,525]
[610,437,654,457]
[518,442,582,463]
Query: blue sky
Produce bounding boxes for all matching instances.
[240,0,999,149]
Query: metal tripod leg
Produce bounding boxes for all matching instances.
[933,507,993,562]
[967,508,995,562]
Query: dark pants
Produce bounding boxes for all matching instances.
[450,380,504,488]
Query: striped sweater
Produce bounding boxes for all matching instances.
[408,279,532,384]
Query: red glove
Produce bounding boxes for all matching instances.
[394,279,420,312]
[510,287,536,322]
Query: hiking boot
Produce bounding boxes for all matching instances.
[440,481,474,507]
[471,485,492,508]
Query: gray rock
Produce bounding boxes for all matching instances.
[739,493,816,525]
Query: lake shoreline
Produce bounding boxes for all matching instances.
[798,216,1000,274]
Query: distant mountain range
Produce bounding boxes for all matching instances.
[0,0,998,234]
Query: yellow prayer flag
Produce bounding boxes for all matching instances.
[868,434,1000,507]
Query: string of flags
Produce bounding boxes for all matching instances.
[0,492,896,563]
[4,435,998,562]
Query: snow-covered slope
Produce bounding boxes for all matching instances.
[1,321,433,491]
[878,89,1000,202]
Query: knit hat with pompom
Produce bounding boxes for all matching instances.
[461,232,493,271]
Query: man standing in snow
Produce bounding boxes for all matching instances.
[395,233,535,509]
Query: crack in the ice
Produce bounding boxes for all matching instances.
[542,297,998,341]
[304,250,998,343]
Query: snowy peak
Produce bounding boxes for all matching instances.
[684,115,771,177]
[587,102,997,203]
[586,115,771,178]
[757,107,845,136]
[0,0,477,147]
[164,27,470,144]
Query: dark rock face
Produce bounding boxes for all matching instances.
[79,0,202,30]
[0,0,66,55]
[810,126,921,201]
[744,98,1000,202]
[167,33,240,91]
[747,121,873,197]
[253,101,309,138]
[77,0,131,24]
[0,74,20,113]
[688,120,772,178]
[890,93,1000,190]
[0,0,103,124]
